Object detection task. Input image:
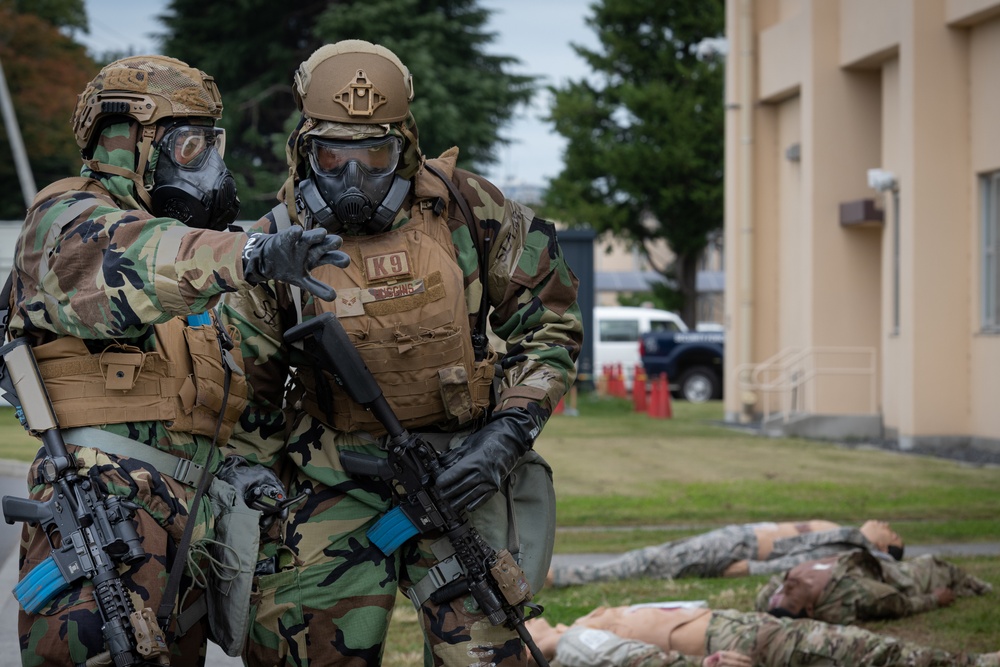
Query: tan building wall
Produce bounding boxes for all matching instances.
[725,0,1000,451]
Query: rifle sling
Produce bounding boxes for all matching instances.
[156,315,233,633]
[407,537,465,608]
[423,164,491,351]
[62,427,211,488]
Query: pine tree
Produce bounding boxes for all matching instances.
[544,0,725,326]
[158,0,330,218]
[313,0,534,168]
[159,0,535,219]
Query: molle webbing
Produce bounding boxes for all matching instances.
[296,305,494,431]
[32,318,247,443]
[302,164,493,434]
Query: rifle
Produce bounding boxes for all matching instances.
[285,312,550,667]
[0,337,169,666]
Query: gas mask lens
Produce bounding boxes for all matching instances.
[309,136,401,176]
[162,125,226,168]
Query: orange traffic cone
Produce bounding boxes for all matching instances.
[658,372,673,419]
[632,364,647,412]
[553,397,565,415]
[648,373,670,419]
[648,375,661,418]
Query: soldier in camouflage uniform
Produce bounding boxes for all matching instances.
[221,40,582,667]
[526,605,1000,667]
[755,549,992,624]
[549,520,904,587]
[9,55,348,665]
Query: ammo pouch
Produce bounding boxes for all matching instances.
[407,438,556,607]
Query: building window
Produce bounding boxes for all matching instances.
[891,191,900,335]
[982,171,1000,332]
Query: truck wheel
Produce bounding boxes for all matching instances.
[679,366,719,403]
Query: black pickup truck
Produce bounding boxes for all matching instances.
[639,329,725,403]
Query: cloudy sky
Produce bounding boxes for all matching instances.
[78,0,601,188]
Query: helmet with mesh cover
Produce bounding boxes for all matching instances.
[292,40,413,125]
[72,55,223,156]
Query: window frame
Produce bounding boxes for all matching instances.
[982,171,1000,333]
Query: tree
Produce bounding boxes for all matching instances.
[313,0,534,168]
[12,0,86,30]
[0,0,96,219]
[159,0,535,219]
[159,0,331,219]
[543,0,725,327]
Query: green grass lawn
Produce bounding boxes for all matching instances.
[383,394,1000,666]
[2,400,997,664]
[0,407,42,462]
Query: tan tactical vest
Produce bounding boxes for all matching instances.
[30,295,247,443]
[22,177,248,444]
[296,156,495,435]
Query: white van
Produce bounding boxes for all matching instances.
[593,306,687,388]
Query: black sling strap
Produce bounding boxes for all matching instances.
[423,164,492,361]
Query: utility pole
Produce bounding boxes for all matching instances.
[0,55,37,207]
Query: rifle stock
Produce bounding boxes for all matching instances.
[285,312,550,666]
[0,337,168,666]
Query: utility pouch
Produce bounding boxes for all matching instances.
[471,449,556,595]
[407,448,556,608]
[201,477,260,656]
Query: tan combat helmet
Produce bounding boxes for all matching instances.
[293,40,414,124]
[71,55,223,208]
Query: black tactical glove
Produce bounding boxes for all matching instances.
[242,226,350,301]
[434,407,544,515]
[215,455,289,530]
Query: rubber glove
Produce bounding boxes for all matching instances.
[242,226,350,301]
[434,407,543,514]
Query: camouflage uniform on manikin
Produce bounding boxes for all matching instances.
[550,524,883,587]
[754,550,993,624]
[704,609,999,667]
[9,57,284,666]
[223,41,583,667]
[549,611,1000,667]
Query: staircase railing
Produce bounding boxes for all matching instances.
[736,346,877,423]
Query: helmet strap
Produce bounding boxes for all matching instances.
[84,125,158,211]
[134,125,157,186]
[283,178,301,225]
[82,159,154,211]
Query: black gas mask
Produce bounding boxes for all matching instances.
[151,124,240,230]
[298,135,410,236]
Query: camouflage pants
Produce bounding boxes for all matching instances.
[17,444,215,666]
[550,524,758,586]
[243,430,525,667]
[887,554,993,597]
[704,609,996,666]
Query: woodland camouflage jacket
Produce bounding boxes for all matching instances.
[220,153,584,467]
[9,120,258,467]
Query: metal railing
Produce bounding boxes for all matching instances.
[736,346,877,423]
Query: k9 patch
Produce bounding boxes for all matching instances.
[364,250,412,282]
